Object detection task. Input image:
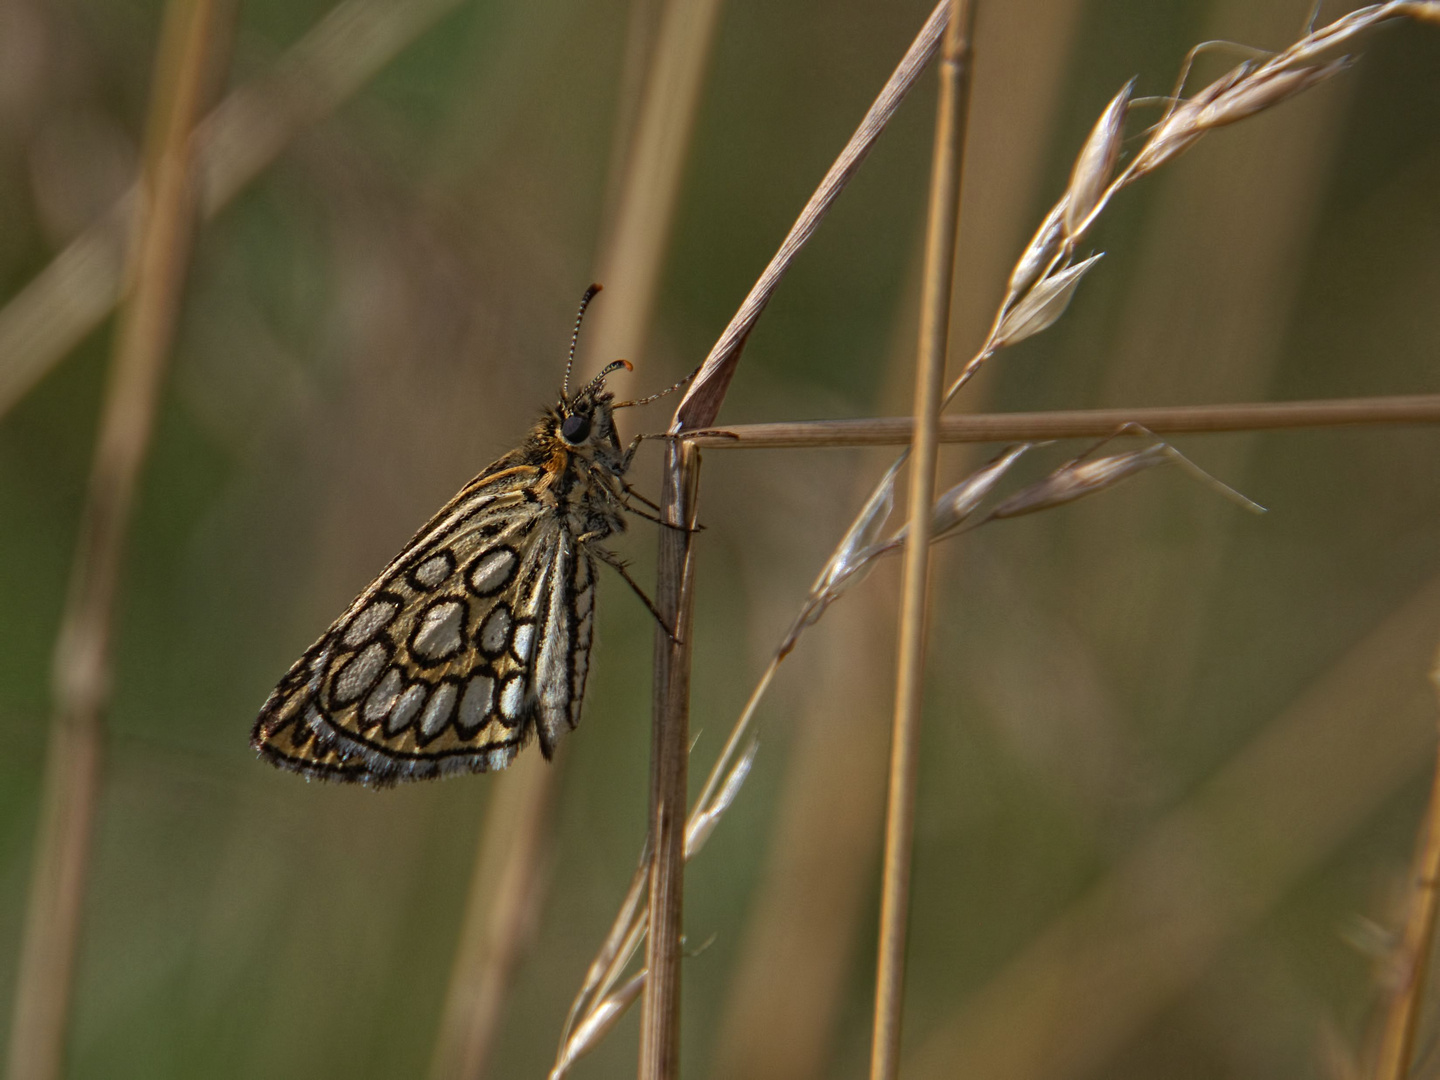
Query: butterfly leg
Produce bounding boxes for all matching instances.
[619,498,703,534]
[603,457,701,533]
[618,431,655,473]
[589,545,681,644]
[619,478,663,514]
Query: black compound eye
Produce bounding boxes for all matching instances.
[560,413,591,444]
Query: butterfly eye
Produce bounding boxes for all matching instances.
[560,413,591,444]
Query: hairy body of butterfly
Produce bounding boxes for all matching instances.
[252,286,666,785]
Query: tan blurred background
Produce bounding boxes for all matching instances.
[1,0,1439,1077]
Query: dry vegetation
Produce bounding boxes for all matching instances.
[1,1,1440,1079]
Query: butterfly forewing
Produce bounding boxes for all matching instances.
[253,288,644,786]
[254,450,606,785]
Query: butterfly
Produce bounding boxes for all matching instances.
[251,285,678,785]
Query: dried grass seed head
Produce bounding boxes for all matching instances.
[989,444,1171,519]
[993,252,1105,350]
[1194,58,1352,128]
[1004,197,1069,311]
[1063,78,1134,241]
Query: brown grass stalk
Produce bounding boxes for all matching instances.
[639,440,701,1080]
[428,0,721,1071]
[0,0,467,420]
[554,5,968,1070]
[555,4,961,1077]
[869,3,974,1079]
[683,394,1440,448]
[1368,647,1440,1080]
[5,3,230,1078]
[564,3,1440,1072]
[709,4,1086,1070]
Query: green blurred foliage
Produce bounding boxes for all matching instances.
[2,0,1440,1078]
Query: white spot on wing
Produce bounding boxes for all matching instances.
[413,552,455,587]
[457,675,494,734]
[342,598,399,647]
[334,642,388,704]
[479,604,512,656]
[363,667,402,724]
[512,622,535,662]
[387,683,427,735]
[412,599,467,660]
[419,682,458,740]
[500,674,526,721]
[468,548,517,595]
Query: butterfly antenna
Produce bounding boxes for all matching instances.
[579,359,633,399]
[614,362,700,409]
[563,283,604,401]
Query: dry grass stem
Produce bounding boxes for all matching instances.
[5,3,229,1077]
[552,972,647,1078]
[985,435,1265,520]
[871,4,974,1075]
[0,0,467,420]
[557,1,967,1067]
[556,854,651,1071]
[638,440,701,1080]
[671,0,950,432]
[683,393,1440,447]
[1367,647,1440,1080]
[555,419,1290,1070]
[433,0,720,1071]
[558,3,1440,1071]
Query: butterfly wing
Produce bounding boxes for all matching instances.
[252,462,597,785]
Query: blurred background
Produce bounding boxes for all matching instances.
[1,0,1439,1077]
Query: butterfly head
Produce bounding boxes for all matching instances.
[555,358,630,464]
[551,283,690,473]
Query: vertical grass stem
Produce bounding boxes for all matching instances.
[1370,644,1440,1080]
[870,4,975,1078]
[639,440,701,1080]
[5,3,229,1078]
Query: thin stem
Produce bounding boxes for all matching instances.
[1370,644,1440,1080]
[439,0,722,1070]
[871,4,974,1079]
[638,440,701,1080]
[682,393,1440,448]
[5,3,228,1078]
